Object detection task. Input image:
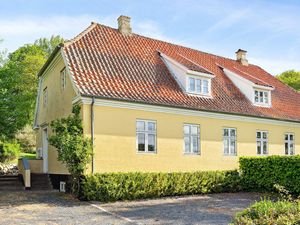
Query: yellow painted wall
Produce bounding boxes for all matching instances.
[35,53,76,174]
[82,103,300,173]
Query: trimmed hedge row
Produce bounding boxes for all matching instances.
[239,156,300,194]
[82,170,240,202]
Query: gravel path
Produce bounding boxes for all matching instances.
[0,191,262,225]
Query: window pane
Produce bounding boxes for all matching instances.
[202,80,208,94]
[290,144,294,155]
[230,140,236,155]
[230,129,236,137]
[184,136,190,153]
[285,134,289,140]
[189,77,195,92]
[263,141,267,154]
[257,132,261,139]
[137,121,145,131]
[148,122,156,131]
[191,125,199,135]
[223,129,229,137]
[184,125,190,135]
[148,134,155,152]
[224,139,229,154]
[195,79,201,93]
[255,90,259,96]
[192,136,199,153]
[285,143,289,155]
[263,132,267,139]
[137,133,145,151]
[257,141,261,154]
[290,134,294,141]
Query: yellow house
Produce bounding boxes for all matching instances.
[33,16,300,186]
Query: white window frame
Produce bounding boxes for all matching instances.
[136,119,157,153]
[183,124,200,155]
[187,75,211,96]
[223,128,237,156]
[43,87,48,108]
[256,131,268,155]
[60,68,66,90]
[285,133,295,155]
[254,89,271,107]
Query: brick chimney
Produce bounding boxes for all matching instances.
[236,49,248,66]
[118,15,132,36]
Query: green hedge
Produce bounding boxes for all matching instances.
[81,170,240,202]
[239,156,300,194]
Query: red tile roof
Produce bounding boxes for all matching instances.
[62,23,300,122]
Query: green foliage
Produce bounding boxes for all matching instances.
[49,105,92,195]
[232,199,300,225]
[0,140,20,163]
[276,70,300,91]
[81,170,240,202]
[15,125,36,153]
[34,35,64,57]
[239,156,300,194]
[0,44,47,138]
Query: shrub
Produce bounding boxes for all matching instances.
[231,199,300,225]
[0,140,20,163]
[239,156,300,194]
[81,170,241,202]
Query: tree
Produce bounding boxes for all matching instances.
[276,70,300,91]
[49,105,92,195]
[0,44,47,139]
[34,35,64,57]
[0,35,65,140]
[0,39,7,67]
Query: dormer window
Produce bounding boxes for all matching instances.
[187,76,210,95]
[254,90,270,105]
[158,52,214,98]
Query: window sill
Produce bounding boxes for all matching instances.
[223,154,237,157]
[183,152,200,156]
[136,151,157,155]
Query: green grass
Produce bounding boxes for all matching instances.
[19,152,36,160]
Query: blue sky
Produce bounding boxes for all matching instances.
[0,0,299,75]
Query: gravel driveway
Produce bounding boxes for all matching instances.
[0,191,262,225]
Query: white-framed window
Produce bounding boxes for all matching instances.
[285,133,295,155]
[187,76,210,95]
[60,68,66,90]
[43,87,48,108]
[184,124,200,154]
[257,131,268,155]
[223,128,237,155]
[136,120,156,153]
[254,89,270,106]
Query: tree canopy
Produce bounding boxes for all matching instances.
[34,35,65,57]
[0,35,64,139]
[276,70,300,91]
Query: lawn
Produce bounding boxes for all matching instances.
[19,152,36,160]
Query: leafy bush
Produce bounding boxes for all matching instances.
[239,156,300,194]
[81,170,240,202]
[49,105,92,196]
[232,199,300,225]
[0,140,20,163]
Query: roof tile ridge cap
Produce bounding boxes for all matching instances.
[233,66,272,87]
[64,22,98,47]
[176,52,214,74]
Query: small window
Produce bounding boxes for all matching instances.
[187,76,210,95]
[257,131,268,155]
[136,120,156,153]
[254,90,270,106]
[223,128,237,155]
[43,87,48,108]
[60,68,66,90]
[285,133,295,155]
[184,124,200,154]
